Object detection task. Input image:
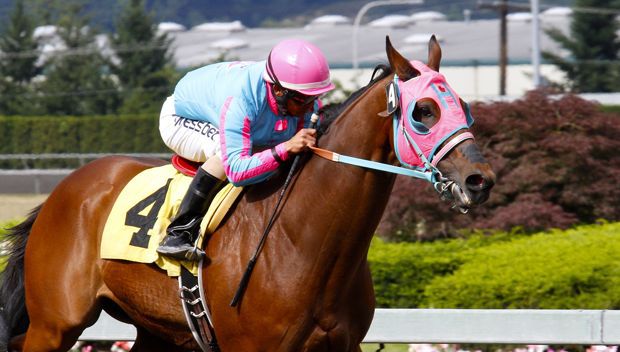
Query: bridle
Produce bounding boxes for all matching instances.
[397,114,474,214]
[310,67,475,214]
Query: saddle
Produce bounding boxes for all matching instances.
[100,156,242,276]
[100,155,239,351]
[171,154,202,177]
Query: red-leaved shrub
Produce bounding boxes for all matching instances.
[379,89,620,241]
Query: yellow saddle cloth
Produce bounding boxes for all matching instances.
[100,164,242,276]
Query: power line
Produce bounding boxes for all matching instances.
[0,42,169,59]
[0,85,172,99]
[478,1,620,15]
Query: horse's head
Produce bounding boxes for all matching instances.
[384,35,495,211]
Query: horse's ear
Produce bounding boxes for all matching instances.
[386,36,419,80]
[427,34,442,72]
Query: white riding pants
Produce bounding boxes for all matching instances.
[159,96,221,162]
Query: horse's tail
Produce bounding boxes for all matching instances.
[0,204,41,349]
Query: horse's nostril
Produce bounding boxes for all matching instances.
[466,174,487,191]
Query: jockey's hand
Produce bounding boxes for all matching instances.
[285,128,316,154]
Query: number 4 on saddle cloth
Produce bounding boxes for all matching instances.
[100,155,243,277]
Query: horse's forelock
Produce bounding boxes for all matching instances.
[317,64,392,136]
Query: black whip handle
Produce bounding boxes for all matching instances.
[230,155,302,307]
[229,257,256,307]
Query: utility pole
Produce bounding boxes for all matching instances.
[531,0,541,87]
[482,0,544,93]
[499,0,508,96]
[479,0,510,96]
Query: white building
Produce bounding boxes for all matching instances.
[166,14,577,100]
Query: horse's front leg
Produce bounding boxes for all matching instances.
[130,327,190,352]
[7,334,25,352]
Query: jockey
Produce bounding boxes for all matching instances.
[157,39,335,261]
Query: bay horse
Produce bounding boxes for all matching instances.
[0,36,494,352]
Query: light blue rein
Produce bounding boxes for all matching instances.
[311,147,437,182]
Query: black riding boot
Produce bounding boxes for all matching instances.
[157,168,225,261]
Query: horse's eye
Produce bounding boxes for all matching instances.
[419,107,432,117]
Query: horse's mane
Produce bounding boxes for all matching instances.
[317,64,392,136]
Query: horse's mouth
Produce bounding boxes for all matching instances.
[442,179,491,214]
[444,181,472,213]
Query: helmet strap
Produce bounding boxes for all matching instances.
[267,51,294,116]
[272,86,290,116]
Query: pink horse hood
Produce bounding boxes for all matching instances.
[394,60,474,169]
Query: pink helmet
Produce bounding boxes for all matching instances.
[263,39,335,96]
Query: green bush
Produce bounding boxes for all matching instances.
[0,220,20,271]
[600,105,620,114]
[369,222,620,309]
[423,222,620,309]
[369,237,459,308]
[0,114,168,168]
[367,233,510,308]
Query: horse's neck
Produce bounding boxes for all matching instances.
[285,77,396,271]
[321,80,393,161]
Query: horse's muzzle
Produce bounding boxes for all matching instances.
[438,167,495,213]
[459,171,495,210]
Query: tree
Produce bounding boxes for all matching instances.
[110,0,176,114]
[37,2,120,116]
[0,0,40,83]
[543,0,620,92]
[0,0,41,115]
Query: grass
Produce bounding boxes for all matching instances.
[361,344,410,352]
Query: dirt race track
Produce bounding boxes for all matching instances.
[0,194,48,222]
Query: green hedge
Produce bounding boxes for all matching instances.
[368,237,464,308]
[367,231,515,307]
[0,220,19,271]
[423,222,620,309]
[0,114,168,168]
[369,222,620,309]
[600,105,620,114]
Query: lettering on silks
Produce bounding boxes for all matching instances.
[173,115,219,140]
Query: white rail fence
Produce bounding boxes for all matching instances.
[81,309,620,345]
